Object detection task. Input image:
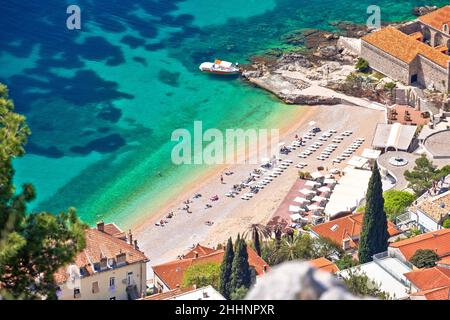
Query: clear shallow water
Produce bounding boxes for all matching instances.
[0,0,447,226]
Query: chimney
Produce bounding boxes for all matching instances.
[97,221,105,232]
[134,239,139,250]
[194,251,199,258]
[263,265,268,273]
[128,229,133,245]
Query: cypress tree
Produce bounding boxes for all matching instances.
[219,238,234,299]
[230,238,252,294]
[253,229,261,257]
[358,162,389,264]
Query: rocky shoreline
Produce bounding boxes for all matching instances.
[239,22,397,106]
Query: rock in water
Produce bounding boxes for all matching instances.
[412,6,437,16]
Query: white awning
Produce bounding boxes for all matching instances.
[311,171,323,180]
[300,188,316,195]
[289,205,302,212]
[293,196,310,204]
[290,213,302,221]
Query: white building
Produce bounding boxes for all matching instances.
[338,252,413,299]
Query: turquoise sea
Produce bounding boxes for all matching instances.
[0,0,447,227]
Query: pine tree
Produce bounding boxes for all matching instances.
[219,237,234,299]
[0,83,86,299]
[230,238,252,296]
[358,162,389,264]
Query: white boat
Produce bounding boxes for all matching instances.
[199,59,240,75]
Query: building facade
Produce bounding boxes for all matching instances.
[55,222,149,300]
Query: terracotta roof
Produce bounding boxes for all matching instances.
[152,245,269,290]
[405,266,450,300]
[410,286,450,300]
[438,256,450,267]
[416,190,450,223]
[184,244,217,259]
[308,257,340,273]
[419,5,450,30]
[310,213,401,250]
[103,222,127,240]
[389,228,450,261]
[54,226,148,284]
[362,27,450,68]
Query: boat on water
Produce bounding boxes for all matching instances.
[199,59,240,75]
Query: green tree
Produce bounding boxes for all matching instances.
[341,268,391,299]
[358,163,389,264]
[409,249,439,268]
[0,83,86,300]
[443,218,450,229]
[230,286,249,300]
[404,156,438,196]
[383,190,416,221]
[336,253,358,270]
[182,262,221,290]
[355,58,370,73]
[230,238,252,296]
[219,237,234,299]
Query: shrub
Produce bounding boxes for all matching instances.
[443,218,450,229]
[383,190,416,221]
[384,82,396,91]
[409,249,439,268]
[355,58,370,73]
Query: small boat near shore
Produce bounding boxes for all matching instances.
[199,59,240,75]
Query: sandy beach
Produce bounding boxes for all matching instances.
[135,104,385,276]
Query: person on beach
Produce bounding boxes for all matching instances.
[220,175,224,184]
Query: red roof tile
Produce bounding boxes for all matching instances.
[152,245,269,290]
[310,213,401,250]
[309,257,340,273]
[405,266,450,300]
[419,6,450,30]
[390,229,450,261]
[54,226,148,284]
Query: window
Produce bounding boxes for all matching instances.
[127,272,133,286]
[109,277,115,288]
[411,74,418,83]
[92,281,100,294]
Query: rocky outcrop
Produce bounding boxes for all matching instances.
[412,6,437,16]
[246,261,368,300]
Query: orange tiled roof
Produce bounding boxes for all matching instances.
[404,266,450,300]
[184,244,217,259]
[410,286,450,300]
[152,245,269,290]
[310,213,401,250]
[438,256,450,267]
[54,226,148,284]
[419,5,450,30]
[389,229,450,261]
[362,27,450,68]
[309,257,340,273]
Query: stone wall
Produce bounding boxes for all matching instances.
[361,41,411,84]
[410,56,449,92]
